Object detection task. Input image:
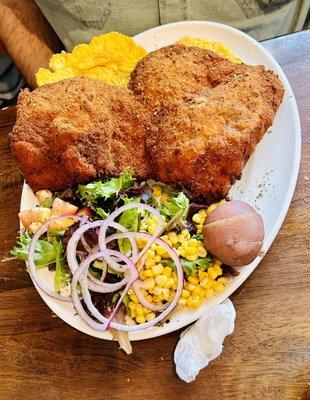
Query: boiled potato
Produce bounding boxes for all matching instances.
[202,200,264,267]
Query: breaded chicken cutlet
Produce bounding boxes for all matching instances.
[130,44,284,201]
[147,65,284,201]
[11,45,284,202]
[129,44,239,112]
[11,77,152,192]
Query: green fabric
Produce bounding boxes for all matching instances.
[34,0,309,50]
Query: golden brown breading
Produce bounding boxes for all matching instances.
[129,44,238,112]
[11,77,152,191]
[147,65,284,201]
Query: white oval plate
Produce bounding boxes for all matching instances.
[20,21,301,341]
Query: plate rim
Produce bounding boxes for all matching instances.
[20,20,301,341]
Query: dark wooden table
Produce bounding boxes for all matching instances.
[0,30,309,400]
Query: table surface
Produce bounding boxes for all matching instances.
[0,30,309,400]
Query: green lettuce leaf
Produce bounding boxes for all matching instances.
[10,232,56,268]
[159,192,189,220]
[118,197,140,254]
[181,255,212,276]
[77,171,134,206]
[53,239,70,293]
[96,207,109,219]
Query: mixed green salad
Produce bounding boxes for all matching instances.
[11,171,229,351]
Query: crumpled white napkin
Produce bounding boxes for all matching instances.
[174,298,236,382]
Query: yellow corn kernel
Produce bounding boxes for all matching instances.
[154,255,161,263]
[139,270,147,280]
[155,275,168,287]
[197,247,207,258]
[143,269,153,278]
[208,267,218,280]
[199,209,207,217]
[178,298,187,306]
[145,258,155,269]
[148,225,156,235]
[207,203,217,214]
[150,215,158,223]
[156,246,168,257]
[163,266,172,277]
[179,229,190,239]
[146,294,153,303]
[130,310,137,319]
[214,265,223,276]
[165,277,174,289]
[192,286,203,296]
[188,276,199,285]
[136,238,147,249]
[136,315,146,324]
[213,282,225,293]
[127,288,134,296]
[191,295,202,308]
[197,224,203,234]
[217,277,228,285]
[186,255,199,262]
[152,263,164,276]
[200,278,210,288]
[145,312,156,321]
[130,294,139,304]
[192,213,201,223]
[181,289,191,298]
[152,185,162,196]
[198,270,208,281]
[204,288,214,298]
[136,304,144,315]
[167,231,178,245]
[187,283,197,292]
[153,286,163,296]
[128,301,136,311]
[143,278,155,290]
[214,258,222,267]
[140,288,148,297]
[185,247,197,256]
[162,288,170,301]
[179,250,186,258]
[152,295,162,303]
[146,249,156,258]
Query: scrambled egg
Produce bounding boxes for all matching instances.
[177,36,242,64]
[36,32,241,87]
[36,32,147,87]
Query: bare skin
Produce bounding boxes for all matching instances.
[0,0,63,87]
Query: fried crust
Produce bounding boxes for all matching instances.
[129,44,238,113]
[11,77,152,191]
[147,64,284,201]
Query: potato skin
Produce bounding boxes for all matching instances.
[202,200,264,267]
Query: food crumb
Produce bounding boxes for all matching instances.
[304,176,309,181]
[127,378,130,383]
[160,356,164,361]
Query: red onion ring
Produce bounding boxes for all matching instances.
[28,215,82,302]
[98,203,165,267]
[71,233,183,332]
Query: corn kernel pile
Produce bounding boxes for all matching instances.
[125,186,229,324]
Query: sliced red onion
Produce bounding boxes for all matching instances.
[71,234,183,332]
[28,215,82,302]
[98,202,165,267]
[132,279,170,312]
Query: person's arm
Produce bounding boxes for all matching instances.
[0,0,63,87]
